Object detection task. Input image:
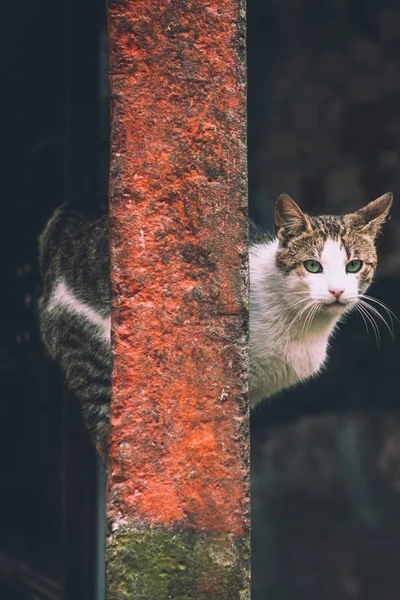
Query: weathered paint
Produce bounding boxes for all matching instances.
[107,0,248,595]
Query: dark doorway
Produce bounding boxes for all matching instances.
[0,0,109,599]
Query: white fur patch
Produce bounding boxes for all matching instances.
[306,238,358,304]
[249,237,358,405]
[320,238,347,271]
[47,280,111,343]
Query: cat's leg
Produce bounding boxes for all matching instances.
[40,308,112,468]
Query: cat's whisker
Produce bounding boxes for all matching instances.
[359,294,399,327]
[355,301,381,346]
[308,303,321,334]
[364,303,394,338]
[285,300,316,335]
[282,297,315,334]
[291,300,315,320]
[352,299,376,341]
[300,301,320,340]
[359,306,380,347]
[353,304,371,339]
[308,302,322,334]
[357,299,395,340]
[300,304,315,341]
[300,304,314,339]
[362,303,384,344]
[357,299,391,335]
[285,306,310,333]
[285,296,314,312]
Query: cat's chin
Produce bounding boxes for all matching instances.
[321,300,351,315]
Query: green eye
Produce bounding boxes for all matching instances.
[304,260,323,273]
[346,259,363,273]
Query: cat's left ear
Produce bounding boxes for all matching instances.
[275,194,311,241]
[351,192,393,236]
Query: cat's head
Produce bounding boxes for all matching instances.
[274,193,392,317]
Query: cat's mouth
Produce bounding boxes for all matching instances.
[323,299,349,310]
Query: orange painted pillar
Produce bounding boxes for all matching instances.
[106,1,249,598]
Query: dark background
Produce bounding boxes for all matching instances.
[0,0,108,598]
[1,0,400,599]
[249,1,400,599]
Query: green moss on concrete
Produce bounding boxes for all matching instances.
[107,526,250,599]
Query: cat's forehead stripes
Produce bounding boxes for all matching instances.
[279,215,350,250]
[308,215,346,240]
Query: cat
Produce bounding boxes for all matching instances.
[38,193,392,464]
[38,202,111,465]
[250,192,393,405]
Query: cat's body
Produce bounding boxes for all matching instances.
[38,194,392,464]
[38,202,111,464]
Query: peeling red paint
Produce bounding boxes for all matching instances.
[107,0,248,536]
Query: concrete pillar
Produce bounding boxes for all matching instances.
[107,1,249,597]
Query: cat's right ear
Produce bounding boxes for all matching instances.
[351,192,393,236]
[274,194,311,241]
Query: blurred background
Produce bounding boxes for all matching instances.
[248,1,400,599]
[1,0,400,599]
[0,0,108,598]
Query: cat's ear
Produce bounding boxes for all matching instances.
[351,192,393,236]
[275,194,311,241]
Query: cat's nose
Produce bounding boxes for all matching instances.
[328,287,344,299]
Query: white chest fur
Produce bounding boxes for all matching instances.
[249,240,338,405]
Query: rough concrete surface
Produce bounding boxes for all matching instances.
[107,0,248,597]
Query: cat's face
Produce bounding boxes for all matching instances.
[275,193,392,317]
